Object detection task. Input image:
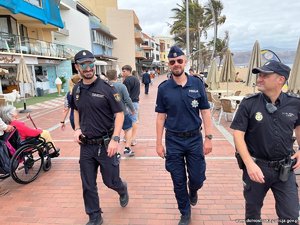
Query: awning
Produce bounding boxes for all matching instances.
[95,60,107,66]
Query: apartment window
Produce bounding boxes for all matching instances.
[0,18,8,33]
[25,0,42,7]
[92,31,113,48]
[156,54,159,61]
[0,16,17,35]
[145,52,150,58]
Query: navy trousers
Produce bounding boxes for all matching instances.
[79,144,126,219]
[243,163,299,225]
[165,132,206,216]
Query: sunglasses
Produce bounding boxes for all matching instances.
[169,59,184,65]
[79,63,95,70]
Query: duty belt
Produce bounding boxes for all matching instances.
[80,136,103,145]
[166,129,200,138]
[253,157,288,169]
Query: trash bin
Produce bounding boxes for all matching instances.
[36,88,44,97]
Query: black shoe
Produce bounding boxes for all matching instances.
[189,191,198,206]
[86,215,103,225]
[178,214,191,225]
[119,182,129,207]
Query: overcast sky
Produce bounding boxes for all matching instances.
[118,0,300,52]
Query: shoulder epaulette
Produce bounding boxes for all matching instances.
[244,93,260,99]
[158,80,168,88]
[103,79,113,87]
[287,92,300,98]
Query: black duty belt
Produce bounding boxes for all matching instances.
[253,157,287,169]
[166,129,200,138]
[80,136,103,145]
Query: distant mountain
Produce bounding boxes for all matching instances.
[232,50,296,66]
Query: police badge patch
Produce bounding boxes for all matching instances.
[191,99,199,108]
[255,112,263,121]
[114,93,121,102]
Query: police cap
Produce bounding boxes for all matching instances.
[168,46,185,58]
[252,60,291,79]
[74,50,96,64]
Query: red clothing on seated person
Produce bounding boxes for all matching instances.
[10,120,42,140]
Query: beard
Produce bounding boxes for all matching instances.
[172,67,184,77]
[81,70,95,80]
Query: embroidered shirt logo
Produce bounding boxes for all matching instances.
[255,112,263,121]
[189,90,199,93]
[191,99,199,108]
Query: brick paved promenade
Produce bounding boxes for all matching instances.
[0,74,298,225]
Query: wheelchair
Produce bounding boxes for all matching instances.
[0,129,60,184]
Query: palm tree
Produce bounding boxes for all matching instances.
[170,0,210,70]
[205,0,226,60]
[208,30,229,68]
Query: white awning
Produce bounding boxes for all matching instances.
[95,60,108,66]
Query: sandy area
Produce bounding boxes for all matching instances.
[215,67,258,95]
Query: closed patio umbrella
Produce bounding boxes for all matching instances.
[246,41,261,91]
[288,38,300,94]
[16,57,33,113]
[206,59,219,90]
[220,49,236,95]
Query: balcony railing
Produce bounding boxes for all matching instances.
[0,32,72,58]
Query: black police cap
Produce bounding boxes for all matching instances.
[252,60,291,79]
[74,50,95,64]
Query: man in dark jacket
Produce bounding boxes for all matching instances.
[142,69,151,94]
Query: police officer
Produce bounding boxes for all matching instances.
[155,46,213,225]
[72,50,129,225]
[231,60,300,225]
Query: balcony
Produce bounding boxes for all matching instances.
[134,31,144,43]
[0,32,69,58]
[135,50,146,59]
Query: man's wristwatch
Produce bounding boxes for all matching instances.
[112,136,120,143]
[205,134,213,140]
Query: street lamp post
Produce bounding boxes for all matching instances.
[186,0,190,71]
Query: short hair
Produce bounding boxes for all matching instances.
[106,70,118,81]
[0,105,16,124]
[122,65,132,72]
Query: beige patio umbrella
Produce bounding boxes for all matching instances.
[16,57,33,112]
[246,41,261,92]
[288,38,300,94]
[220,49,236,95]
[206,59,220,90]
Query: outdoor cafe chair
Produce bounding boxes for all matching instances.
[218,99,237,125]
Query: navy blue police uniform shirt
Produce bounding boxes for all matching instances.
[230,92,300,161]
[71,78,123,138]
[155,74,210,132]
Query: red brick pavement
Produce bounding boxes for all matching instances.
[0,74,295,225]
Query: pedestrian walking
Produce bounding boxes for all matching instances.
[155,46,213,225]
[231,60,300,225]
[72,50,129,225]
[142,69,151,94]
[122,65,140,146]
[61,74,81,130]
[106,69,135,157]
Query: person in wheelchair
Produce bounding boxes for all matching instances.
[0,105,60,158]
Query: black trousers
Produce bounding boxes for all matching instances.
[145,83,149,94]
[79,144,126,219]
[243,163,299,225]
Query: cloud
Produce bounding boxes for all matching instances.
[118,0,300,51]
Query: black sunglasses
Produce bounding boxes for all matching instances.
[169,59,184,65]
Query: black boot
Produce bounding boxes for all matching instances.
[178,213,191,225]
[119,182,129,207]
[189,191,198,206]
[86,214,103,225]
